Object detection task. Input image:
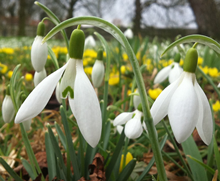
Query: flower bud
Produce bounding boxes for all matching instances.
[183,48,198,73]
[34,68,47,87]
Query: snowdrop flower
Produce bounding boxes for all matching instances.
[154,53,183,84]
[92,48,105,88]
[85,35,96,48]
[15,26,102,148]
[31,21,48,72]
[55,82,62,104]
[34,68,47,87]
[151,47,213,145]
[218,83,220,88]
[133,89,141,109]
[113,105,145,139]
[124,28,133,39]
[2,87,15,123]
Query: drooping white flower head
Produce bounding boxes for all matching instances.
[2,92,15,123]
[154,53,183,84]
[31,22,48,72]
[124,28,133,39]
[15,27,102,148]
[218,83,220,88]
[113,105,145,139]
[133,89,141,109]
[92,48,105,88]
[151,48,213,145]
[34,67,47,87]
[85,35,96,48]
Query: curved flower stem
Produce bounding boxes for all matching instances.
[42,16,167,180]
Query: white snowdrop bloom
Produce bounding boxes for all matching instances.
[55,82,62,104]
[113,107,144,139]
[34,68,47,87]
[124,28,133,39]
[31,22,48,72]
[218,83,220,88]
[154,53,183,84]
[2,94,15,123]
[151,48,213,145]
[133,89,141,109]
[15,27,102,148]
[22,120,32,131]
[85,35,96,47]
[92,48,105,88]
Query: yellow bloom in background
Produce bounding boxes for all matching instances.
[127,89,132,96]
[122,53,128,61]
[208,67,220,78]
[136,51,140,60]
[212,100,220,112]
[84,67,93,75]
[198,57,203,65]
[148,88,163,100]
[0,63,8,74]
[200,66,209,74]
[25,73,33,81]
[109,72,119,85]
[119,152,133,173]
[83,49,97,58]
[103,51,106,58]
[179,59,184,66]
[115,47,119,53]
[7,70,13,78]
[121,65,126,74]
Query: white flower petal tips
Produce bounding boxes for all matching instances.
[31,36,48,72]
[34,68,47,87]
[92,60,105,88]
[69,60,102,148]
[2,95,15,123]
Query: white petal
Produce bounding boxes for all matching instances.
[168,73,199,143]
[55,82,62,104]
[2,95,15,123]
[125,112,143,139]
[113,112,134,126]
[31,36,48,72]
[150,78,180,125]
[194,81,213,145]
[60,58,76,99]
[124,29,133,39]
[34,68,47,87]
[117,125,124,134]
[69,60,102,148]
[133,89,141,109]
[91,60,105,88]
[168,63,183,83]
[85,35,96,47]
[22,120,32,131]
[218,83,220,88]
[154,65,172,84]
[15,63,68,123]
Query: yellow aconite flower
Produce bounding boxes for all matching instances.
[7,71,13,78]
[200,66,209,74]
[0,63,8,74]
[25,73,33,81]
[121,65,126,74]
[208,67,219,78]
[119,152,133,173]
[179,59,184,66]
[109,72,119,85]
[122,53,128,61]
[198,57,203,65]
[148,88,162,100]
[127,89,132,96]
[212,100,220,112]
[84,67,93,75]
[83,49,97,58]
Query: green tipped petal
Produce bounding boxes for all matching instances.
[183,48,198,73]
[69,28,85,59]
[37,21,45,36]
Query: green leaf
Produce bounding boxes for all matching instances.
[181,135,208,181]
[45,132,56,181]
[21,159,36,180]
[0,175,5,181]
[55,123,67,150]
[116,159,136,181]
[0,157,23,181]
[161,34,220,57]
[48,46,60,70]
[213,135,220,180]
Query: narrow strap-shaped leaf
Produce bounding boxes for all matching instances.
[22,158,37,180]
[45,132,57,181]
[84,145,97,179]
[106,130,125,180]
[136,134,168,181]
[60,106,80,180]
[0,157,23,181]
[0,175,5,181]
[213,135,220,180]
[103,121,111,150]
[55,122,67,150]
[182,135,208,181]
[116,159,136,181]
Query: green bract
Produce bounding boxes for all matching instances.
[37,21,45,36]
[183,48,198,73]
[97,48,103,61]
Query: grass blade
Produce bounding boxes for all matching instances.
[21,158,37,180]
[116,159,136,181]
[213,135,220,180]
[55,122,67,150]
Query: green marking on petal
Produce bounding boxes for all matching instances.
[62,86,74,99]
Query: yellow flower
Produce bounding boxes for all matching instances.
[0,63,8,74]
[198,57,203,65]
[212,100,220,112]
[136,51,140,60]
[148,88,163,100]
[179,59,184,66]
[83,49,97,58]
[121,65,126,74]
[84,67,93,75]
[200,66,209,74]
[122,53,128,61]
[208,67,219,78]
[127,89,132,96]
[119,152,133,173]
[7,70,13,78]
[25,73,33,81]
[109,72,119,85]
